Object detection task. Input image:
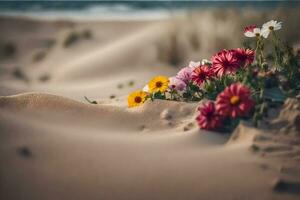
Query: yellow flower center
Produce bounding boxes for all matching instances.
[230,95,240,105]
[269,26,274,30]
[156,81,163,88]
[134,96,142,103]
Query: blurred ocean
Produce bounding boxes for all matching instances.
[0,1,299,20]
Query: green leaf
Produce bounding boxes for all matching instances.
[189,84,200,92]
[263,87,286,102]
[183,92,191,99]
[84,96,98,104]
[153,92,165,100]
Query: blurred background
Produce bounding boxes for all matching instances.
[0,0,300,101]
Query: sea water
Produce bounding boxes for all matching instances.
[0,1,298,21]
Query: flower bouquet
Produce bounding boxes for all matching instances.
[128,20,300,132]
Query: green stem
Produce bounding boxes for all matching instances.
[255,36,265,70]
[272,31,283,71]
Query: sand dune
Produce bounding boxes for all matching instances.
[52,23,170,82]
[1,93,300,200]
[0,93,297,199]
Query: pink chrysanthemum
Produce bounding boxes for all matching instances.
[196,101,223,130]
[211,49,240,77]
[234,48,255,66]
[191,65,213,86]
[169,76,187,91]
[216,83,255,118]
[176,67,193,83]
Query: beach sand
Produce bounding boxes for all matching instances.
[1,13,300,200]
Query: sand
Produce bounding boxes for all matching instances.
[1,14,300,200]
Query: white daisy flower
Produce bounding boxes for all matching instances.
[244,26,266,38]
[253,28,266,38]
[188,61,201,68]
[244,25,257,37]
[201,59,211,65]
[261,20,282,38]
[142,84,149,92]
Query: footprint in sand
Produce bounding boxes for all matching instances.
[160,109,173,121]
[138,125,149,132]
[252,134,300,159]
[272,178,300,194]
[183,122,195,132]
[17,146,32,158]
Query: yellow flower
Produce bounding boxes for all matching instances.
[148,75,169,93]
[128,90,148,108]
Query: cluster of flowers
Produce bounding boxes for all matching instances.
[244,20,282,38]
[128,20,300,132]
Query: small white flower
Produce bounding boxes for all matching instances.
[188,61,201,68]
[201,59,211,65]
[254,28,266,38]
[245,27,266,38]
[142,85,149,92]
[244,31,253,37]
[244,25,257,37]
[261,20,282,38]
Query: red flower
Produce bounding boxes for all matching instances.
[216,83,254,118]
[196,101,223,130]
[191,65,213,86]
[234,48,255,66]
[244,25,257,34]
[211,49,240,77]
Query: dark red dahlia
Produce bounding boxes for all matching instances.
[211,50,240,77]
[191,65,213,86]
[196,101,223,130]
[216,83,255,118]
[234,48,255,66]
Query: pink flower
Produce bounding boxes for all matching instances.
[196,101,223,130]
[244,25,257,37]
[169,77,187,91]
[216,83,255,118]
[191,65,213,86]
[211,50,240,77]
[234,48,255,66]
[176,67,193,83]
